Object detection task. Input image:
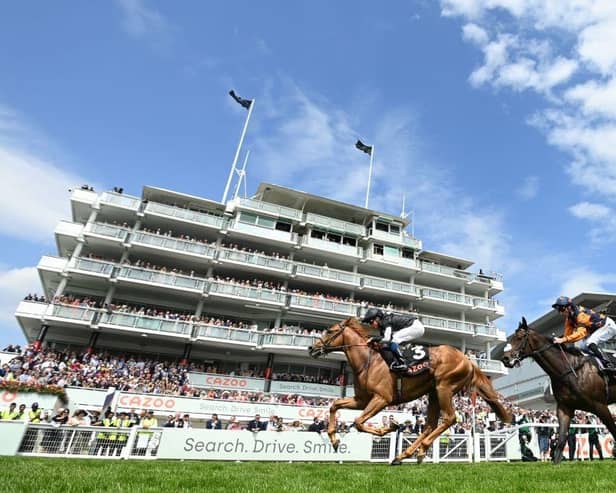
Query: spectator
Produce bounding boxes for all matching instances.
[247,414,265,432]
[206,413,222,430]
[587,415,603,461]
[308,417,325,433]
[536,415,551,462]
[0,403,18,420]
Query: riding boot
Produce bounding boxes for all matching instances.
[390,346,407,372]
[588,343,616,370]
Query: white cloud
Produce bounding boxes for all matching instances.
[569,201,611,220]
[441,0,616,242]
[0,106,90,243]
[115,0,171,43]
[560,268,616,297]
[516,175,539,199]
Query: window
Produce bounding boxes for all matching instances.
[384,245,400,257]
[373,243,384,255]
[239,212,258,225]
[390,224,400,235]
[275,221,291,232]
[342,236,356,246]
[311,229,325,239]
[327,233,341,243]
[375,221,389,232]
[402,248,414,259]
[257,215,276,229]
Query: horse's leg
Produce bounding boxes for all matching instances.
[391,391,439,466]
[553,404,572,465]
[327,396,365,451]
[412,386,457,454]
[352,395,390,436]
[588,402,616,458]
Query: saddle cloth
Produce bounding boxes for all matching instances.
[400,344,431,376]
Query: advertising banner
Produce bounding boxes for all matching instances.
[0,421,27,456]
[269,381,341,397]
[157,429,373,461]
[188,372,265,392]
[0,390,59,411]
[115,392,413,424]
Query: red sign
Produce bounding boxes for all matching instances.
[118,394,176,410]
[204,376,248,388]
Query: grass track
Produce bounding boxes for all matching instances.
[1,457,614,493]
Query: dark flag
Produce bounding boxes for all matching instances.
[229,90,253,110]
[355,139,373,155]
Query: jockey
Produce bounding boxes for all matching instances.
[552,296,616,370]
[361,307,425,372]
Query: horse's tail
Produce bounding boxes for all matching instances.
[469,363,512,424]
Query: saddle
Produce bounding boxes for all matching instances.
[583,351,616,375]
[378,344,431,376]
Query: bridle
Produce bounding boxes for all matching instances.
[310,321,369,357]
[506,328,552,367]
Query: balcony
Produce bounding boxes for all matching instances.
[99,312,191,337]
[208,281,287,306]
[145,202,226,230]
[362,250,418,271]
[15,300,50,319]
[228,221,296,244]
[194,324,259,345]
[300,235,361,259]
[420,288,473,308]
[99,192,141,211]
[68,258,115,277]
[238,198,303,221]
[131,231,217,260]
[473,298,505,316]
[360,276,419,298]
[419,315,475,335]
[294,263,359,287]
[55,221,83,238]
[38,256,68,273]
[70,188,97,206]
[217,247,293,274]
[368,229,421,250]
[117,266,206,293]
[48,304,98,324]
[304,212,365,237]
[288,293,359,316]
[84,223,130,242]
[261,332,319,348]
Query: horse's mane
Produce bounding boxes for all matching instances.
[344,317,372,338]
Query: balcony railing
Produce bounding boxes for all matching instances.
[208,282,287,305]
[419,316,474,334]
[85,223,130,241]
[421,288,472,306]
[474,324,499,337]
[99,192,141,210]
[300,236,361,257]
[146,202,226,229]
[261,332,319,348]
[363,250,418,270]
[288,294,358,316]
[132,231,217,259]
[294,263,359,285]
[50,304,97,322]
[69,258,115,276]
[238,198,303,221]
[401,235,422,249]
[194,324,259,344]
[304,213,365,236]
[473,298,502,311]
[218,247,293,273]
[99,312,191,336]
[230,222,296,243]
[362,276,419,297]
[118,266,206,292]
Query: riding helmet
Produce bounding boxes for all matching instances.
[361,308,385,324]
[552,296,572,309]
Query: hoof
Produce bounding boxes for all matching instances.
[390,458,402,466]
[332,440,340,452]
[416,453,426,464]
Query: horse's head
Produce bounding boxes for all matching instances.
[501,317,533,368]
[308,318,357,358]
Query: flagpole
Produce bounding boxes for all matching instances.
[233,149,250,200]
[364,145,375,209]
[222,99,255,204]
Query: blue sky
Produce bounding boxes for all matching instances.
[2,0,616,347]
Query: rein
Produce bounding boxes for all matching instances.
[513,329,579,379]
[317,322,374,373]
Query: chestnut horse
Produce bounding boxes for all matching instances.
[308,317,512,465]
[502,317,616,463]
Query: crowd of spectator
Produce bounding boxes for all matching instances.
[24,294,47,303]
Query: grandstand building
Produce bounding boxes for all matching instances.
[493,292,616,410]
[15,184,507,398]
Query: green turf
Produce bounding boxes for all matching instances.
[0,457,613,493]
